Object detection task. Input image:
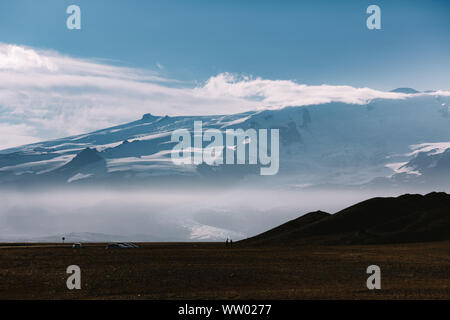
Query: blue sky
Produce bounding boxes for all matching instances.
[0,0,449,149]
[0,0,449,90]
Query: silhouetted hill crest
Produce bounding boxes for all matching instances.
[240,192,450,246]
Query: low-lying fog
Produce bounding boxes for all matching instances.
[0,187,431,242]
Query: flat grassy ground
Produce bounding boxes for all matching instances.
[0,242,449,299]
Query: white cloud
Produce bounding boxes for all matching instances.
[0,42,447,150]
[0,123,40,150]
[0,44,56,71]
[196,73,411,107]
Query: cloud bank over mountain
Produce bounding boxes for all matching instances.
[1,42,449,150]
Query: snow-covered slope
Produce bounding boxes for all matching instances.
[1,93,450,188]
[381,143,450,188]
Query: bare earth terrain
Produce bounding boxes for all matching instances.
[0,241,449,299]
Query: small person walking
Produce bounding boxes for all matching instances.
[230,239,233,248]
[225,238,229,248]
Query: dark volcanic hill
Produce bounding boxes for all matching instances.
[239,192,450,246]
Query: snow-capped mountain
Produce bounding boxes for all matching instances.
[1,92,450,189]
[375,142,450,189]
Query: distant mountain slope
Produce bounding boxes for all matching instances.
[239,192,450,245]
[1,93,450,188]
[390,87,420,94]
[371,143,450,189]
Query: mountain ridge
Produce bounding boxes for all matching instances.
[1,94,450,188]
[239,192,450,245]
